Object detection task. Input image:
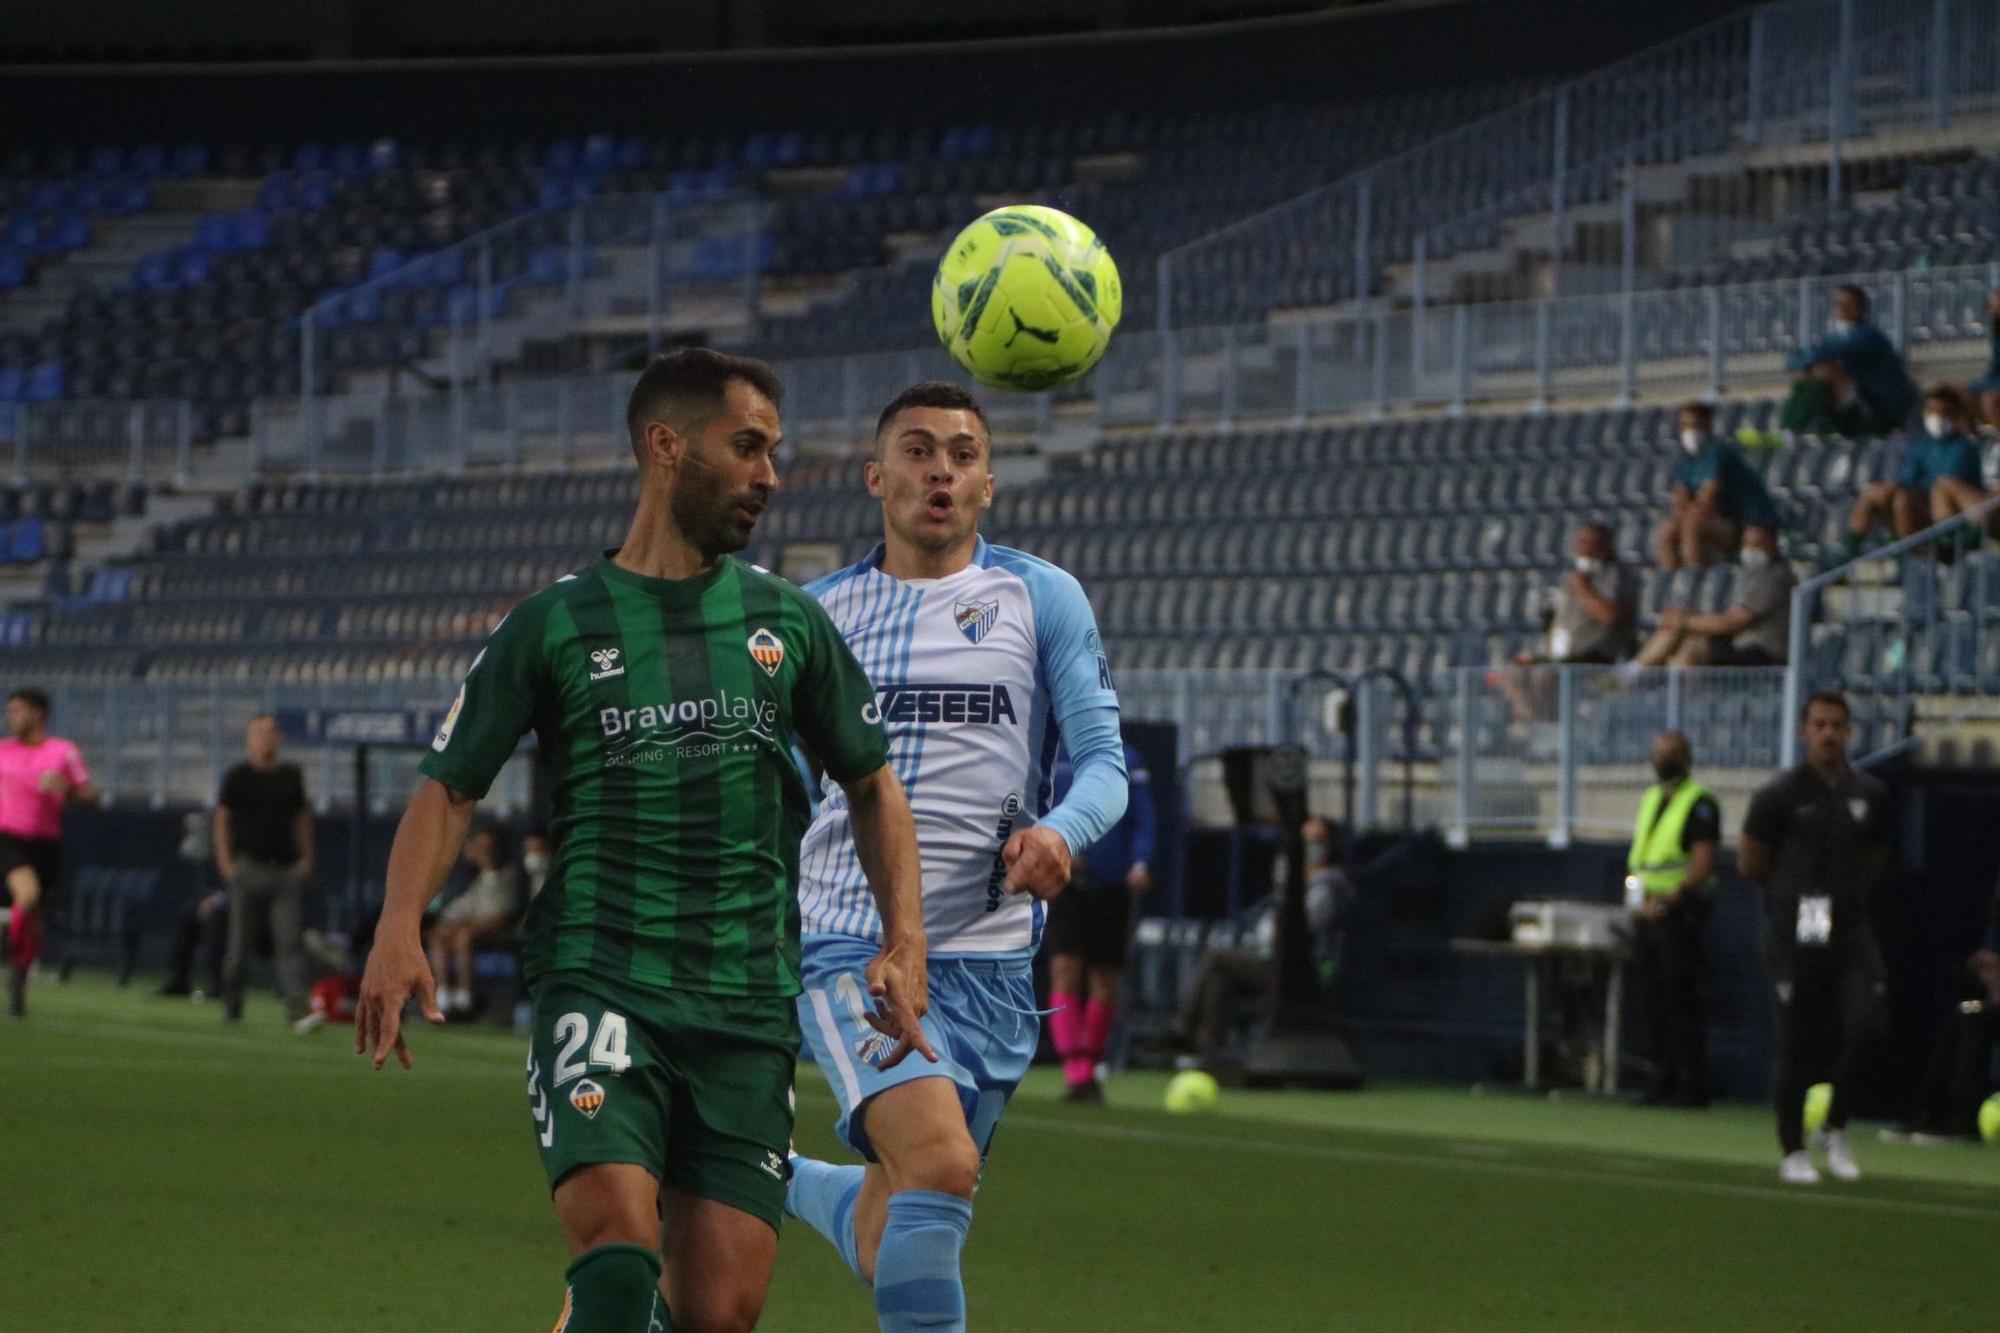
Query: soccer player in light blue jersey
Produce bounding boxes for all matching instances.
[786,381,1128,1332]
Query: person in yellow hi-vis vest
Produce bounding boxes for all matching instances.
[1626,730,1721,1107]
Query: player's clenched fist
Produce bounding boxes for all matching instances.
[1001,825,1072,899]
[354,932,444,1070]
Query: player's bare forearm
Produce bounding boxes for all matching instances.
[381,778,477,931]
[212,806,234,882]
[843,764,924,949]
[841,764,937,1066]
[1738,833,1774,886]
[356,779,471,1068]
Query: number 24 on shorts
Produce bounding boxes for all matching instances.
[529,1010,632,1149]
[553,1011,633,1084]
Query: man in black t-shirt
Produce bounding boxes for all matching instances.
[1741,690,1891,1185]
[215,715,315,1030]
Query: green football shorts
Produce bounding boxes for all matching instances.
[525,972,800,1230]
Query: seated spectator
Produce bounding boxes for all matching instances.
[427,822,527,1017]
[1889,872,1999,1143]
[1631,523,1793,667]
[1920,385,1997,558]
[1493,522,1639,719]
[1776,285,1917,440]
[521,831,552,900]
[1158,818,1354,1069]
[1845,384,1985,561]
[1969,289,2000,434]
[1656,401,1780,570]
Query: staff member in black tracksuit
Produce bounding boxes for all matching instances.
[1740,689,1891,1186]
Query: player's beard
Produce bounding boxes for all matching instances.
[671,450,760,559]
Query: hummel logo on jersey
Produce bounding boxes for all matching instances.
[748,627,786,677]
[954,598,1000,644]
[589,647,625,681]
[569,1078,605,1120]
[876,683,1018,726]
[759,1150,788,1182]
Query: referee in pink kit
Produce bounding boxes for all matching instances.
[0,687,100,1017]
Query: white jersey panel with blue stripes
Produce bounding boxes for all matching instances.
[796,537,1119,956]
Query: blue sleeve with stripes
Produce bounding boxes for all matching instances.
[1021,559,1125,853]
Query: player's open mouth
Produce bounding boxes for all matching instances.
[924,490,954,519]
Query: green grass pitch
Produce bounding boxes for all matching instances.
[5,975,1996,1330]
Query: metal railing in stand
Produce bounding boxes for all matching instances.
[291,189,763,476]
[1781,488,2000,768]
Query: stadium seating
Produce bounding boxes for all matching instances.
[7,401,1988,747]
[0,82,1543,447]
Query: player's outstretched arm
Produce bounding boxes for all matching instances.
[356,778,473,1070]
[842,763,938,1070]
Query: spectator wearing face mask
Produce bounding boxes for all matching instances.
[1631,523,1794,668]
[1493,522,1640,719]
[1912,385,1995,561]
[1844,383,1986,562]
[1625,730,1719,1108]
[1775,284,1918,440]
[1656,401,1782,571]
[1157,818,1354,1068]
[521,831,552,899]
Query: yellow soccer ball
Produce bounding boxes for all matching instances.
[931,204,1121,391]
[1803,1082,1833,1134]
[1164,1069,1220,1115]
[1980,1093,2000,1146]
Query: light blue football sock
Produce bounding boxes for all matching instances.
[872,1190,972,1332]
[787,1155,867,1281]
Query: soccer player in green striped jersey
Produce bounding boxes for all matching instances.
[355,348,936,1333]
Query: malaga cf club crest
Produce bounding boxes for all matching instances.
[569,1079,606,1120]
[747,627,786,677]
[954,598,1000,644]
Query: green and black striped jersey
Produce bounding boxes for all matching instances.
[419,554,888,998]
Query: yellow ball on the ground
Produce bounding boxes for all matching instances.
[1980,1094,2000,1146]
[1803,1082,1833,1134]
[1164,1069,1220,1115]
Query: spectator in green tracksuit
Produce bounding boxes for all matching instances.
[1846,384,1986,560]
[1657,401,1782,570]
[1780,285,1917,439]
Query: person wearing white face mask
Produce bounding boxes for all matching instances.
[1913,384,1995,561]
[1492,522,1639,721]
[1845,384,1986,562]
[1773,285,1917,441]
[1632,523,1794,668]
[1657,401,1780,570]
[522,831,552,900]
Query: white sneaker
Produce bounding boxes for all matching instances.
[1779,1150,1821,1184]
[1815,1129,1861,1181]
[291,1011,326,1035]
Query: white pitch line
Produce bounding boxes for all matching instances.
[1003,1114,2000,1223]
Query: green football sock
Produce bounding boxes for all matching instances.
[560,1243,665,1332]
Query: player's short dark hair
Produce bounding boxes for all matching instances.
[874,380,991,445]
[1801,689,1850,723]
[624,347,782,463]
[8,687,48,715]
[1678,399,1714,426]
[1835,283,1870,312]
